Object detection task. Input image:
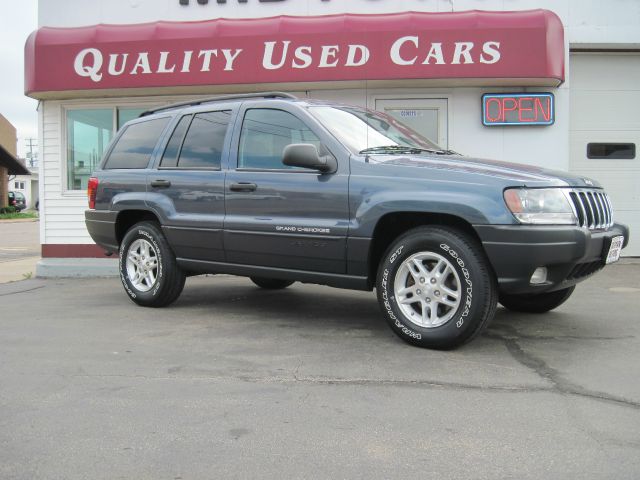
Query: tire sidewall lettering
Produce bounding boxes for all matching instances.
[120,226,164,299]
[439,243,473,329]
[380,254,422,341]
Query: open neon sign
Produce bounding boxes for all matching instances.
[482,93,554,126]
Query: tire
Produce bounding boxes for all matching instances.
[119,221,186,307]
[250,277,295,290]
[376,226,497,350]
[499,286,575,314]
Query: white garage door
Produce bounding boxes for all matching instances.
[570,53,640,256]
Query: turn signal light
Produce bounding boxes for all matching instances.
[87,177,99,209]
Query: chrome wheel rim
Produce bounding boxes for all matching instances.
[125,239,159,292]
[394,251,461,328]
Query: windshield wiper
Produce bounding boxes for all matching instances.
[359,145,441,155]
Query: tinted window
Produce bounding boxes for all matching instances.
[238,109,321,170]
[160,115,192,168]
[177,111,231,169]
[587,143,635,159]
[104,117,169,169]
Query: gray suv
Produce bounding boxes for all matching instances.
[85,92,629,349]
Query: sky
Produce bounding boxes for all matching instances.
[0,0,38,159]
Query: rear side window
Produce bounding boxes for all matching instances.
[104,117,169,169]
[161,111,231,169]
[160,115,192,168]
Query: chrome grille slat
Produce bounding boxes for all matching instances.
[590,192,600,228]
[569,188,613,230]
[605,194,613,225]
[595,193,606,228]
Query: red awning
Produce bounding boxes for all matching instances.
[25,10,564,98]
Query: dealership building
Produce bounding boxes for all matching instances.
[25,0,639,273]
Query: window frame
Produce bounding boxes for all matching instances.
[61,101,159,194]
[158,110,233,171]
[235,107,326,174]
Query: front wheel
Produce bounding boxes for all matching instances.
[119,221,186,307]
[376,226,497,350]
[499,286,575,314]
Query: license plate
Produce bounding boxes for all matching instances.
[605,235,624,264]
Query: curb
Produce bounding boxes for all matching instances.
[36,258,119,278]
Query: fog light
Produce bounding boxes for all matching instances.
[530,267,548,285]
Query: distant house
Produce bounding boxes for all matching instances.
[0,115,30,208]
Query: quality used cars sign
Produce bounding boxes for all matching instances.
[25,10,565,95]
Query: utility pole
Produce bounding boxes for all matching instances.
[25,138,38,167]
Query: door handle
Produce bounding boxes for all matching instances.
[150,179,171,188]
[229,182,257,192]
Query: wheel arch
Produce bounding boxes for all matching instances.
[366,212,484,288]
[115,210,161,247]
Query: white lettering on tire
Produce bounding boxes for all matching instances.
[440,243,473,329]
[120,227,164,299]
[381,266,422,340]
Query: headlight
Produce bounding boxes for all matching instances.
[504,188,577,225]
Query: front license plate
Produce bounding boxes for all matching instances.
[605,235,624,264]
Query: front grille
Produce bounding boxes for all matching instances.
[567,261,604,280]
[568,189,613,230]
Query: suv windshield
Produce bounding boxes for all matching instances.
[308,105,445,155]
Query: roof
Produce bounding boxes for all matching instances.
[0,144,30,175]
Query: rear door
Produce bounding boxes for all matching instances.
[223,103,350,273]
[147,107,235,262]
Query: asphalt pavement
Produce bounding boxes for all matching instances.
[1,264,639,479]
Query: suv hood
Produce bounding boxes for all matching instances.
[367,154,602,188]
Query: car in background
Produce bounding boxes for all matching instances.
[8,191,26,211]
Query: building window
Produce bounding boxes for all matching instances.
[587,143,635,159]
[117,108,147,130]
[66,106,153,190]
[14,181,25,190]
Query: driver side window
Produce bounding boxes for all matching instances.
[238,109,321,170]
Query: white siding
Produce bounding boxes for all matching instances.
[38,0,640,50]
[40,100,93,244]
[569,53,640,256]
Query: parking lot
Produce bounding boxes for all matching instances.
[1,262,639,479]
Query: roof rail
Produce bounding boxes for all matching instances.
[139,91,298,117]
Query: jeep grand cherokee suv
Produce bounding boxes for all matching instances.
[85,92,629,349]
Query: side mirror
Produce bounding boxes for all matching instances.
[282,143,337,173]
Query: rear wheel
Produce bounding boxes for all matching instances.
[119,221,186,307]
[376,226,497,350]
[250,277,295,290]
[499,286,575,313]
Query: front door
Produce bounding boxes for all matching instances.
[224,105,349,274]
[375,98,448,148]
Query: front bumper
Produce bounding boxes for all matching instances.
[475,223,630,295]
